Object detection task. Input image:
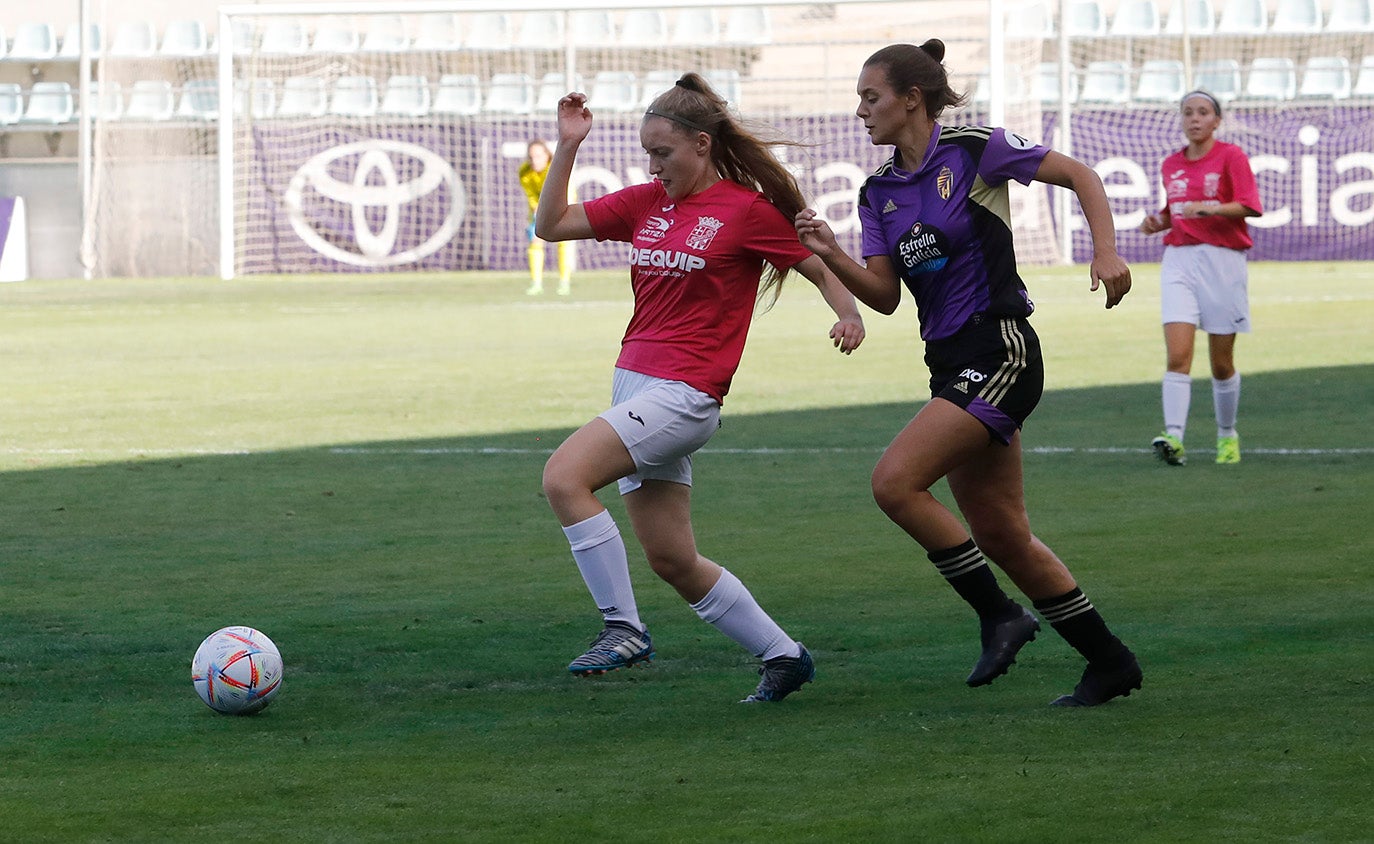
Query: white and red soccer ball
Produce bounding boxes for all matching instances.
[191,626,283,715]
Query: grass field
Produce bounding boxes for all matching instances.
[1,263,1371,841]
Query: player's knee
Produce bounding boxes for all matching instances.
[644,548,696,585]
[871,465,916,519]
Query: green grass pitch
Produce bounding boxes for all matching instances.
[1,262,1370,841]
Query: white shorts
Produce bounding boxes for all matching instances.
[1160,243,1251,335]
[599,368,721,495]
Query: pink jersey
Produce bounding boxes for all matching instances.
[1160,140,1262,250]
[583,179,811,403]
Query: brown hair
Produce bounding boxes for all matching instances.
[646,72,807,304]
[863,40,968,120]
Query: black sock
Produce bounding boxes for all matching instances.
[1033,587,1132,667]
[929,540,1019,621]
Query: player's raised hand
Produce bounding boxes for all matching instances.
[556,93,593,145]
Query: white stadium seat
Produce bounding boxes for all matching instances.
[516,12,564,47]
[589,71,639,113]
[329,76,378,117]
[380,75,430,117]
[483,72,533,114]
[276,76,328,117]
[1245,58,1297,100]
[620,10,667,46]
[8,23,59,62]
[672,9,720,45]
[1135,59,1186,102]
[1299,56,1352,98]
[258,21,309,55]
[1064,0,1109,35]
[1216,0,1268,33]
[176,80,219,120]
[160,20,208,57]
[311,19,360,53]
[0,84,24,125]
[22,81,75,124]
[1195,59,1243,101]
[1326,0,1374,31]
[109,20,157,57]
[465,13,512,50]
[1080,61,1132,103]
[1271,0,1322,32]
[57,23,103,60]
[1110,0,1162,35]
[123,80,175,121]
[362,16,409,52]
[1164,0,1217,33]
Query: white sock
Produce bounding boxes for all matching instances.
[1212,373,1240,436]
[562,510,641,630]
[690,568,798,660]
[1162,371,1192,440]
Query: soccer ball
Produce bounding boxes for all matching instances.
[191,626,283,715]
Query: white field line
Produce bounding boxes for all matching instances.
[9,445,1372,458]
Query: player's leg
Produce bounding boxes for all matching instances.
[543,419,650,675]
[1209,333,1241,463]
[556,241,573,295]
[948,438,1140,707]
[1156,247,1201,464]
[1196,246,1249,464]
[871,399,1036,686]
[525,226,545,295]
[625,480,814,702]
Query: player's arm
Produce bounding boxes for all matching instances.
[1140,205,1171,234]
[793,254,866,354]
[1178,201,1261,219]
[1035,150,1131,310]
[794,209,902,315]
[534,93,596,242]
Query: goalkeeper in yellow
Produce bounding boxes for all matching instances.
[519,139,574,295]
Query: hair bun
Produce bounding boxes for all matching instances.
[919,39,946,63]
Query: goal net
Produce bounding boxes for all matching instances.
[80,0,1373,278]
[81,0,1059,278]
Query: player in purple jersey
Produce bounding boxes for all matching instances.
[796,41,1142,707]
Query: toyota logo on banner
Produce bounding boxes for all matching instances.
[284,140,465,267]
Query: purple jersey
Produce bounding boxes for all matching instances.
[858,125,1049,340]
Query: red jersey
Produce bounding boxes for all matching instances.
[1160,140,1262,250]
[583,179,810,403]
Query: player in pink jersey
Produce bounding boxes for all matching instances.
[533,73,866,702]
[1140,90,1262,466]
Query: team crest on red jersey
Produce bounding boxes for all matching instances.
[685,216,724,250]
[937,166,954,200]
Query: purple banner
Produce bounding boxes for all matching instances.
[244,107,1374,274]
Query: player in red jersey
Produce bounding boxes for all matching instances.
[1140,90,1262,466]
[534,73,865,702]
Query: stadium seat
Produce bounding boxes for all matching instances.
[1216,0,1268,33]
[7,22,59,62]
[329,76,377,116]
[465,13,512,50]
[311,19,360,53]
[1245,58,1297,99]
[1109,0,1162,35]
[276,76,328,117]
[1326,0,1374,31]
[484,72,534,114]
[620,10,667,46]
[705,68,742,105]
[1034,62,1079,103]
[1008,1,1056,37]
[723,7,772,44]
[258,20,309,55]
[1271,0,1322,32]
[380,75,430,116]
[1298,56,1352,98]
[534,72,581,113]
[1195,59,1243,100]
[234,79,276,119]
[176,79,219,120]
[21,81,74,124]
[0,27,6,62]
[160,20,207,57]
[1162,0,1215,32]
[109,20,158,57]
[432,74,482,116]
[672,8,720,45]
[218,19,257,55]
[1135,59,1186,102]
[0,84,24,126]
[638,69,682,109]
[1080,60,1132,103]
[1064,0,1109,35]
[569,11,614,44]
[123,80,175,121]
[412,14,462,50]
[1353,56,1374,95]
[361,15,409,52]
[57,23,103,60]
[87,81,123,120]
[516,11,564,47]
[971,64,1027,103]
[589,71,639,113]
